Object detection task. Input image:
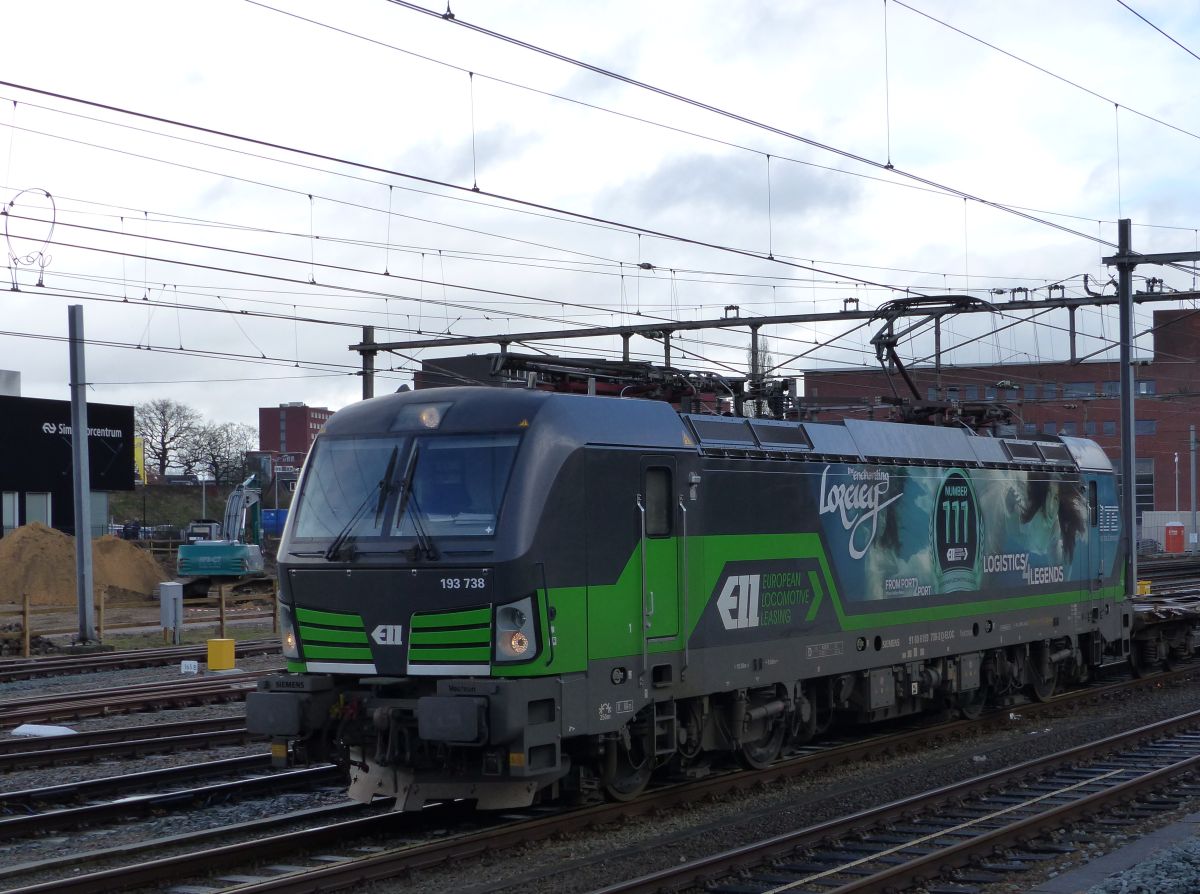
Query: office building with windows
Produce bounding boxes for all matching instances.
[258,403,334,456]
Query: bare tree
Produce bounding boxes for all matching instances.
[185,422,258,485]
[136,399,200,477]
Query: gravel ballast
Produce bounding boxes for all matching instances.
[5,658,1200,894]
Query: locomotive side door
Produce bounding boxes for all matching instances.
[639,457,680,645]
[1086,477,1101,595]
[1085,476,1105,665]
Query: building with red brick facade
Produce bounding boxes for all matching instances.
[257,403,334,456]
[803,309,1200,526]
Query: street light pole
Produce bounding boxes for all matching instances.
[1192,425,1197,553]
[1175,452,1180,512]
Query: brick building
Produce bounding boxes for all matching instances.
[258,403,334,455]
[803,308,1200,528]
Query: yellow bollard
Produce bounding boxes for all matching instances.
[1136,580,1152,596]
[207,638,236,671]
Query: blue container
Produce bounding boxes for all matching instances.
[262,508,288,537]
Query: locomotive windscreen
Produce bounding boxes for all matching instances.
[290,432,520,545]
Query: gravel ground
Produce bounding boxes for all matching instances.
[0,652,319,883]
[0,651,282,700]
[1084,838,1200,893]
[4,660,1200,894]
[348,677,1200,894]
[0,654,282,790]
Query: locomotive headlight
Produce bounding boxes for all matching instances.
[279,602,301,660]
[494,596,538,662]
[390,401,449,431]
[417,405,442,429]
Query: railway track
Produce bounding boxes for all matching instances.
[0,715,254,771]
[5,661,1198,894]
[0,670,271,728]
[598,710,1200,894]
[1136,556,1200,592]
[0,756,340,838]
[0,640,281,683]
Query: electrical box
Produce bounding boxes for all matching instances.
[160,581,184,644]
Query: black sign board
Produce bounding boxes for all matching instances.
[0,395,134,534]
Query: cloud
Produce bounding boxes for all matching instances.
[615,152,860,222]
[390,123,538,189]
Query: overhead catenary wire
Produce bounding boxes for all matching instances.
[0,326,370,375]
[1116,1,1200,65]
[894,0,1200,147]
[4,7,1195,408]
[16,202,951,365]
[11,211,701,330]
[6,73,1195,325]
[0,77,1116,298]
[8,177,1087,299]
[380,1,1133,252]
[251,0,1200,241]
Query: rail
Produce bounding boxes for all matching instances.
[5,663,1198,894]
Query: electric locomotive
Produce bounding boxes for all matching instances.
[247,385,1130,809]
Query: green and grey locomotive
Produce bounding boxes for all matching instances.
[247,385,1130,809]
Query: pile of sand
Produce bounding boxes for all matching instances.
[0,522,169,606]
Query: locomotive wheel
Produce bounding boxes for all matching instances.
[601,720,653,801]
[738,720,785,769]
[956,685,988,720]
[1129,642,1154,678]
[1030,666,1058,702]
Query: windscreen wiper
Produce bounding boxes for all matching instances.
[394,445,439,561]
[406,489,439,561]
[323,445,399,561]
[374,446,400,526]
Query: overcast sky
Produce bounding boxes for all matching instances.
[4,0,1200,428]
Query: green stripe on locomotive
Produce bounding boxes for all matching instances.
[303,644,375,660]
[295,607,363,627]
[291,606,373,669]
[411,606,491,629]
[298,626,368,644]
[495,530,1122,678]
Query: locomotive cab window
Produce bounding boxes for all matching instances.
[395,433,520,537]
[290,432,520,545]
[644,467,672,537]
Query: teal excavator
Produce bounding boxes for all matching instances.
[176,476,265,593]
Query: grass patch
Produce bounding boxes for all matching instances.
[101,622,279,650]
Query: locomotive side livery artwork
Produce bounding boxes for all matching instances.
[248,387,1130,810]
[696,460,1118,643]
[820,462,1116,601]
